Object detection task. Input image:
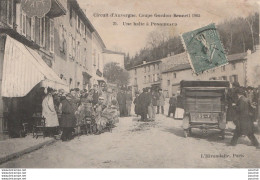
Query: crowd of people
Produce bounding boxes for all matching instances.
[133,87,166,121]
[41,84,119,142]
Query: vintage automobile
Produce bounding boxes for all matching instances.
[180,80,229,139]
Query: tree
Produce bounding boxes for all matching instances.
[103,62,130,86]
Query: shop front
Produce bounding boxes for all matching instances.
[0,35,68,138]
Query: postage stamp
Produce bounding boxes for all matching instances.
[181,23,228,74]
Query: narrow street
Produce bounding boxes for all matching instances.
[1,115,259,168]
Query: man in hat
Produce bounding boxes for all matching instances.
[138,88,150,121]
[92,84,100,106]
[60,93,77,141]
[168,93,177,118]
[230,88,259,148]
[117,87,127,117]
[157,89,165,114]
[126,88,133,117]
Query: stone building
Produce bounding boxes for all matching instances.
[161,52,248,97]
[128,60,162,93]
[0,0,67,137]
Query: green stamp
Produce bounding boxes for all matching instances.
[181,23,228,74]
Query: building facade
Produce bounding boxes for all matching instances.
[52,0,95,90]
[161,52,248,97]
[91,31,106,86]
[0,0,109,137]
[128,60,162,93]
[0,0,67,137]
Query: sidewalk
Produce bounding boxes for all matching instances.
[0,134,56,165]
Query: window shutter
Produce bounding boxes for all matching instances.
[35,17,40,45]
[31,17,35,41]
[50,19,54,53]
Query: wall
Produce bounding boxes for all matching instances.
[91,33,105,85]
[52,0,93,90]
[246,46,260,87]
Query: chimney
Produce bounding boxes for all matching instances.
[143,60,146,64]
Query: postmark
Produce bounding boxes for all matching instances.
[181,23,228,74]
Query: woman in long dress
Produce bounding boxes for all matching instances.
[42,88,59,136]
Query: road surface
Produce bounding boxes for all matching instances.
[1,114,259,168]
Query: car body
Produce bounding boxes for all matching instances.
[180,80,229,138]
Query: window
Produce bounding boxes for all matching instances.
[77,41,80,63]
[84,48,87,67]
[50,19,54,53]
[148,65,150,72]
[59,24,67,53]
[7,0,13,27]
[153,74,155,82]
[155,74,157,81]
[44,17,50,51]
[173,72,177,78]
[0,0,7,22]
[98,53,100,69]
[135,68,137,75]
[144,76,146,83]
[40,17,45,47]
[231,63,236,70]
[168,80,170,86]
[22,11,26,35]
[230,75,238,83]
[222,76,227,80]
[77,15,80,32]
[135,78,137,86]
[157,73,160,81]
[80,21,85,36]
[209,77,216,80]
[144,66,146,73]
[221,66,225,72]
[153,64,155,71]
[68,34,73,58]
[69,7,73,26]
[93,49,96,66]
[148,75,151,83]
[72,37,76,60]
[31,17,35,41]
[35,17,41,44]
[157,64,160,70]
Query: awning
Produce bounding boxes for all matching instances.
[1,35,69,97]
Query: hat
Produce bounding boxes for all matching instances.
[66,93,73,99]
[237,88,244,95]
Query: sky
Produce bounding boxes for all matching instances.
[77,0,259,56]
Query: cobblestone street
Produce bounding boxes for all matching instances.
[1,114,259,168]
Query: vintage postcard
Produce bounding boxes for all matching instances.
[0,0,259,171]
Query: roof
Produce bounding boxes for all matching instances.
[162,52,247,73]
[127,59,162,70]
[103,49,125,55]
[227,52,247,62]
[162,63,191,73]
[93,31,106,49]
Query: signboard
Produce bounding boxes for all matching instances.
[181,24,228,74]
[21,0,51,18]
